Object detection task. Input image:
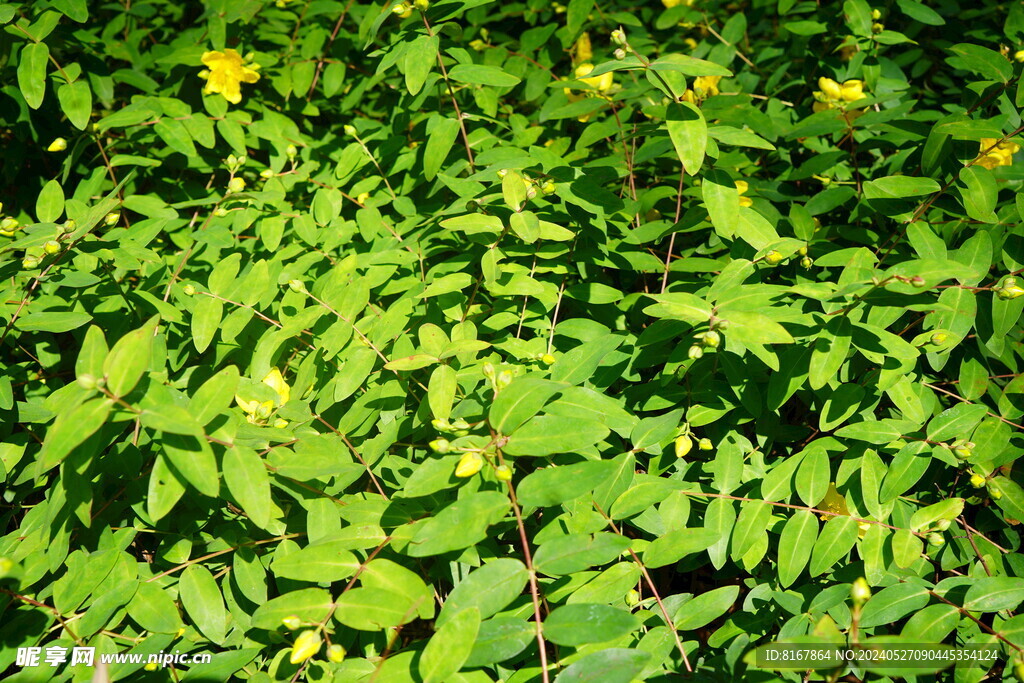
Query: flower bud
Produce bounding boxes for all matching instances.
[61,219,76,233]
[1016,50,1024,63]
[688,345,703,360]
[429,438,450,454]
[496,168,508,179]
[614,48,626,60]
[22,256,40,270]
[282,615,302,630]
[872,22,884,33]
[798,246,808,256]
[610,28,627,46]
[391,1,409,13]
[495,464,513,481]
[344,124,357,136]
[77,374,98,391]
[970,473,986,488]
[817,77,842,100]
[850,577,871,605]
[103,212,120,227]
[286,144,298,159]
[674,434,692,458]
[455,451,483,477]
[871,8,881,19]
[991,487,1003,500]
[290,630,322,664]
[998,284,1024,299]
[1004,277,1019,288]
[953,443,973,459]
[47,138,68,152]
[482,362,496,380]
[356,192,370,204]
[497,370,513,389]
[930,332,948,345]
[327,644,346,663]
[43,240,60,255]
[764,250,784,265]
[228,177,246,193]
[910,276,926,288]
[183,284,196,296]
[625,589,640,606]
[702,331,720,348]
[541,180,556,195]
[451,418,470,430]
[431,418,452,432]
[256,400,275,420]
[927,532,945,547]
[1,217,18,232]
[934,519,951,531]
[260,169,275,179]
[413,0,429,9]
[698,438,713,451]
[144,662,159,671]
[288,279,305,293]
[273,418,289,428]
[214,207,228,217]
[800,256,813,268]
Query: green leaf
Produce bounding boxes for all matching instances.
[909,498,964,532]
[179,565,227,643]
[334,587,420,630]
[926,403,988,441]
[424,115,461,181]
[489,376,564,434]
[963,578,1024,612]
[516,460,617,508]
[104,318,158,398]
[674,585,739,630]
[17,43,49,109]
[404,34,438,96]
[959,166,998,223]
[666,102,707,175]
[408,492,510,557]
[778,511,818,588]
[533,532,631,576]
[702,169,740,239]
[808,317,851,390]
[15,311,92,333]
[437,559,528,627]
[863,176,940,198]
[189,365,240,426]
[273,541,359,582]
[223,445,272,530]
[504,415,610,456]
[57,79,93,130]
[449,64,521,87]
[948,43,1013,83]
[36,179,65,223]
[643,527,720,568]
[37,398,112,472]
[544,604,640,646]
[464,617,535,667]
[808,516,859,575]
[859,584,930,628]
[127,581,183,634]
[420,607,480,683]
[251,588,333,630]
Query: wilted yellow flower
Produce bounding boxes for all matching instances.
[290,630,322,664]
[200,49,261,105]
[977,138,1020,169]
[455,451,483,477]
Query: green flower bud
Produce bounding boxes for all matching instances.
[282,615,302,630]
[43,240,60,255]
[927,532,945,547]
[103,212,120,227]
[326,644,346,663]
[798,246,808,256]
[47,138,68,152]
[999,284,1024,299]
[286,144,298,159]
[850,577,871,605]
[625,589,640,606]
[989,487,1003,500]
[970,474,986,488]
[910,276,926,288]
[764,250,784,265]
[497,370,513,390]
[541,353,556,365]
[77,374,98,391]
[688,345,703,360]
[288,279,305,293]
[800,256,813,268]
[930,332,948,345]
[698,438,713,451]
[934,518,951,531]
[22,256,40,270]
[611,28,627,46]
[495,464,513,481]
[702,331,720,348]
[431,418,452,432]
[429,438,450,454]
[183,284,196,296]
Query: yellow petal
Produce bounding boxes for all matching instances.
[263,368,291,404]
[817,77,842,100]
[290,630,322,664]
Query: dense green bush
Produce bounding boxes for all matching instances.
[3,0,1024,680]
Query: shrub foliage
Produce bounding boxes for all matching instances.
[2,0,1024,680]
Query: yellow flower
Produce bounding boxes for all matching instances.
[840,79,864,102]
[200,49,261,105]
[735,180,753,207]
[977,138,1019,169]
[662,0,697,6]
[575,63,614,92]
[574,32,593,65]
[263,368,291,405]
[817,77,842,101]
[455,452,483,478]
[290,630,322,664]
[692,75,721,98]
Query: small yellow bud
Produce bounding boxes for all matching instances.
[496,370,513,389]
[698,438,713,451]
[227,177,246,193]
[625,589,640,606]
[541,180,556,195]
[429,438,450,454]
[282,615,302,630]
[764,250,784,265]
[286,144,298,158]
[496,168,508,179]
[144,661,159,671]
[256,400,275,420]
[610,29,627,47]
[872,22,884,33]
[214,207,228,217]
[1016,50,1024,63]
[934,519,951,532]
[103,212,120,227]
[47,138,68,152]
[77,374,98,390]
[22,256,40,270]
[991,487,1003,500]
[326,644,346,663]
[674,434,692,458]
[455,451,484,477]
[998,284,1024,299]
[930,332,948,345]
[541,353,556,365]
[356,192,370,204]
[850,577,871,605]
[62,219,76,232]
[260,169,275,179]
[431,418,452,432]
[910,276,926,288]
[688,345,703,360]
[970,474,986,488]
[290,630,322,664]
[0,217,17,231]
[0,557,14,576]
[798,246,808,256]
[800,256,813,268]
[871,8,881,19]
[927,532,945,547]
[288,279,305,293]
[702,331,720,348]
[183,284,196,296]
[344,124,357,136]
[273,418,289,429]
[43,240,60,255]
[469,39,488,52]
[495,464,513,481]
[413,0,429,9]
